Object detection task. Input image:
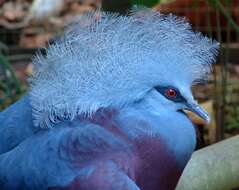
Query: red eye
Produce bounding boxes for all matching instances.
[165,88,177,98]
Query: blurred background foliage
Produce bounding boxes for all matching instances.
[0,0,238,145]
[0,48,23,110]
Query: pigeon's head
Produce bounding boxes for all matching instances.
[30,9,219,128]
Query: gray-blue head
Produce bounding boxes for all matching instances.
[30,9,219,128]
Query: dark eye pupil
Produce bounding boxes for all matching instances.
[166,89,177,98]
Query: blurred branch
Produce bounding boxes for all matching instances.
[205,0,212,37]
[0,17,30,30]
[176,135,239,190]
[212,0,225,141]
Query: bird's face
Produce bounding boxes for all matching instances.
[151,84,209,123]
[30,9,219,128]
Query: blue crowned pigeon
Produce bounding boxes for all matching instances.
[0,9,219,190]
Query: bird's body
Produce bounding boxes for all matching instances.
[0,8,218,190]
[0,93,195,190]
[0,95,35,154]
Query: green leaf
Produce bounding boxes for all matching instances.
[131,0,160,7]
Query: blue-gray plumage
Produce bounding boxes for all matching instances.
[0,8,218,190]
[0,95,36,154]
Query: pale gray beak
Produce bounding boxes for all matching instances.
[185,103,210,124]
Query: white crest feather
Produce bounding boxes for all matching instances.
[30,9,219,128]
